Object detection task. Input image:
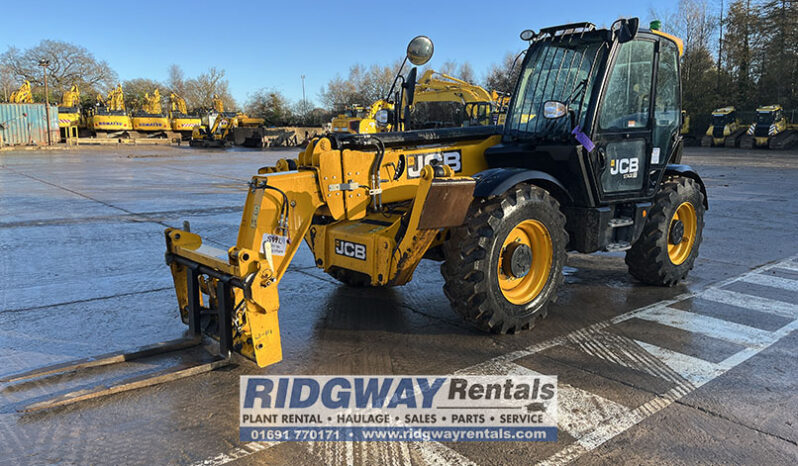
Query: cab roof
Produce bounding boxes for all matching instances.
[712,107,736,115]
[757,105,782,113]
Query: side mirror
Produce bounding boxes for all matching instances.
[404,67,418,107]
[406,36,434,66]
[543,101,567,119]
[613,17,639,43]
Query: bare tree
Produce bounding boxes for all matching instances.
[167,64,187,97]
[184,67,236,111]
[1,40,117,100]
[438,60,458,76]
[458,62,476,84]
[319,60,401,109]
[123,78,165,111]
[484,52,522,94]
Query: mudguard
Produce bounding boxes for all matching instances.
[665,164,709,209]
[472,167,572,204]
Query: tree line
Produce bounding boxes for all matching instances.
[0,40,236,113]
[654,0,797,133]
[3,2,795,130]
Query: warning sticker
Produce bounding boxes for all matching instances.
[261,234,288,256]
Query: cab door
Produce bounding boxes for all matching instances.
[591,38,657,201]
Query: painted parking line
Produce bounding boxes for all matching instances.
[191,254,798,465]
[631,305,775,347]
[700,287,798,319]
[740,272,798,292]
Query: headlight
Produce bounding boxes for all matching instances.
[375,109,390,126]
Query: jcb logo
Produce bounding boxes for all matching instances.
[335,239,366,261]
[407,151,462,178]
[610,157,639,177]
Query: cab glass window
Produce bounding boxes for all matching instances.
[599,40,655,130]
[652,40,680,161]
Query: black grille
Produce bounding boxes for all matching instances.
[712,126,725,138]
[754,125,770,137]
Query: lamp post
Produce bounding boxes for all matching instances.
[301,74,306,120]
[38,59,51,145]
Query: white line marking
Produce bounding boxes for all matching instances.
[410,441,478,466]
[773,262,798,273]
[190,255,798,466]
[741,273,798,292]
[190,441,278,466]
[701,288,798,319]
[633,340,724,386]
[632,305,775,347]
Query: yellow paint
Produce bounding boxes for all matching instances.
[497,219,552,305]
[668,202,697,265]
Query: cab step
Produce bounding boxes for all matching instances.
[608,217,634,228]
[606,241,631,252]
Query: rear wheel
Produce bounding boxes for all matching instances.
[441,185,567,333]
[625,177,705,286]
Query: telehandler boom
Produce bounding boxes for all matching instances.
[3,19,707,411]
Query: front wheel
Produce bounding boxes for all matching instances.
[626,177,705,286]
[441,184,568,333]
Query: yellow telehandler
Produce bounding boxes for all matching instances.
[4,19,708,411]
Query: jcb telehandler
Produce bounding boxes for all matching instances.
[4,18,707,411]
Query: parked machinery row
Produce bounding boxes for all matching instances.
[700,105,797,150]
[5,80,202,140]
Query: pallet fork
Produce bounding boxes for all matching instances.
[0,261,236,412]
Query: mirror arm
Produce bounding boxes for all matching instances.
[386,56,409,103]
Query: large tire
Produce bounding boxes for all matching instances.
[441,184,568,333]
[626,177,705,286]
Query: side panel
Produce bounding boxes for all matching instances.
[0,103,59,145]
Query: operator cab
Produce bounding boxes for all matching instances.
[488,19,684,211]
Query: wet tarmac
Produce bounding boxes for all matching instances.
[1,145,797,465]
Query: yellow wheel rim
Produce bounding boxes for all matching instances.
[668,202,697,265]
[497,219,552,305]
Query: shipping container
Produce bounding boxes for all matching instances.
[0,103,60,146]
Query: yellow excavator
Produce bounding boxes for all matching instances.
[331,100,394,134]
[57,84,84,131]
[195,94,265,147]
[332,71,507,134]
[700,106,745,147]
[8,80,33,103]
[87,84,133,136]
[3,21,709,412]
[131,88,173,136]
[740,104,798,150]
[169,93,202,139]
[190,110,237,147]
[404,69,501,129]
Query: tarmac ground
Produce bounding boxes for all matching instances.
[1,144,797,465]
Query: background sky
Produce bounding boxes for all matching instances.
[0,0,679,106]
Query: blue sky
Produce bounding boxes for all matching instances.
[0,0,679,106]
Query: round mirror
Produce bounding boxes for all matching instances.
[520,29,536,41]
[406,36,434,66]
